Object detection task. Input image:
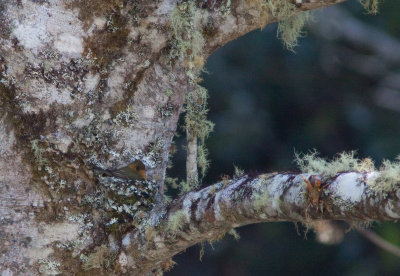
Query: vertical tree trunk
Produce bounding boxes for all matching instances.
[0,0,358,274]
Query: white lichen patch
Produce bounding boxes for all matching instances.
[0,125,16,157]
[284,175,306,207]
[87,17,107,35]
[21,81,73,112]
[156,0,176,20]
[216,177,245,201]
[118,252,128,267]
[266,174,290,197]
[106,64,127,99]
[72,112,95,128]
[12,20,49,50]
[385,201,400,219]
[142,106,156,119]
[84,73,100,91]
[251,176,266,191]
[331,173,364,203]
[192,178,243,220]
[10,0,85,56]
[141,28,168,54]
[26,221,80,260]
[195,194,211,221]
[153,235,166,249]
[247,0,311,50]
[113,106,138,127]
[366,171,379,185]
[10,0,50,50]
[1,268,13,276]
[46,130,73,154]
[38,259,61,275]
[182,191,200,217]
[213,189,226,221]
[212,12,237,42]
[121,233,131,248]
[54,33,83,57]
[64,214,94,257]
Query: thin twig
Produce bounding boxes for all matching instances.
[357,227,400,258]
[186,129,198,186]
[185,78,198,187]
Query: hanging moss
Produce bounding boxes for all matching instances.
[184,84,214,183]
[197,144,210,179]
[360,0,380,14]
[277,11,312,51]
[252,0,313,50]
[169,0,206,79]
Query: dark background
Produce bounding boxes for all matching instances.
[167,1,400,275]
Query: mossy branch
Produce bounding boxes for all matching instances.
[294,150,400,197]
[126,167,400,274]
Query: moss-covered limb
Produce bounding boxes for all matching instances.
[2,0,381,274]
[199,0,366,54]
[122,170,400,274]
[182,84,214,189]
[294,150,400,198]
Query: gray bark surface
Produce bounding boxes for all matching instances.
[6,0,397,275]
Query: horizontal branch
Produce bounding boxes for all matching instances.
[123,171,400,274]
[204,0,347,54]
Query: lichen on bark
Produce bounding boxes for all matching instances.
[1,0,388,274]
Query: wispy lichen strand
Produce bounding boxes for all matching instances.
[254,0,312,50]
[277,11,312,50]
[359,0,380,14]
[169,1,213,192]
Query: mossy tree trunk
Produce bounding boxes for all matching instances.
[4,0,394,275]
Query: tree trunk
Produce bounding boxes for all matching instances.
[4,0,395,275]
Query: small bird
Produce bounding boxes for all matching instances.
[95,160,147,181]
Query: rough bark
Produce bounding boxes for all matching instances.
[4,0,394,275]
[124,171,400,274]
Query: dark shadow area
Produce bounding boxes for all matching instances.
[167,1,400,275]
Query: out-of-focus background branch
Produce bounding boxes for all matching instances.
[167,1,400,275]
